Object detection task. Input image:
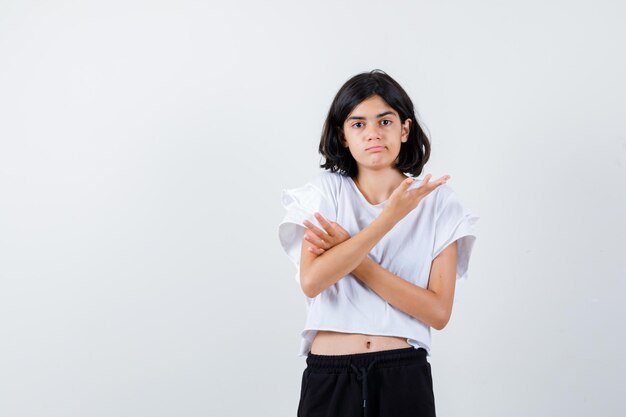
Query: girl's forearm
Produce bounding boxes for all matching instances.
[303,214,395,298]
[353,257,444,329]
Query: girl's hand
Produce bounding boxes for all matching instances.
[302,213,351,255]
[382,174,450,226]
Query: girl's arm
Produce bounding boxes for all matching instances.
[300,175,448,298]
[299,213,395,298]
[301,212,458,329]
[352,241,458,330]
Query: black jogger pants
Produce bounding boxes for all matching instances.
[297,346,436,417]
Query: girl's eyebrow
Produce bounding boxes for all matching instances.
[347,111,397,121]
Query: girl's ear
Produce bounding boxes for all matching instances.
[402,118,412,141]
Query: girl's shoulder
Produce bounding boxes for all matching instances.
[308,170,345,200]
[281,170,343,214]
[311,169,344,185]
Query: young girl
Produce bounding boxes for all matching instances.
[278,69,479,417]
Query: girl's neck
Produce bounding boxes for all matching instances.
[353,170,408,206]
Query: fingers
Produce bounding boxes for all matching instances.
[302,214,333,239]
[307,245,325,254]
[437,175,450,187]
[303,230,328,252]
[395,175,446,195]
[314,212,334,232]
[396,176,414,192]
[302,218,321,234]
[303,213,336,253]
[304,233,328,250]
[420,173,450,191]
[406,174,450,201]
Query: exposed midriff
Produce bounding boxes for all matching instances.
[310,330,411,355]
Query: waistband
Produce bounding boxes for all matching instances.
[306,346,427,372]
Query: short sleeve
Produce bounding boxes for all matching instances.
[278,179,337,284]
[432,187,480,285]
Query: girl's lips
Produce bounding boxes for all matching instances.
[366,146,385,152]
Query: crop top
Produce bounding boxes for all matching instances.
[278,170,479,358]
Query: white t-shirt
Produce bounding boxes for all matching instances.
[278,170,479,358]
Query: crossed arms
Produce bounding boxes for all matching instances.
[299,212,458,330]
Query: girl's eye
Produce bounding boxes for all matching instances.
[353,122,363,128]
[381,120,392,126]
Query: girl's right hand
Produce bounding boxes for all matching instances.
[381,174,450,226]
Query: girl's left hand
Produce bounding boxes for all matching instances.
[302,213,351,254]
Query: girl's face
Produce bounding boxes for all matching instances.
[341,95,411,173]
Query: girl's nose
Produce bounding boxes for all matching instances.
[364,125,382,139]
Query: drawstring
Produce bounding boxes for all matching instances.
[350,358,379,416]
[306,347,424,416]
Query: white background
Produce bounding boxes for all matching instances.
[1,1,625,416]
